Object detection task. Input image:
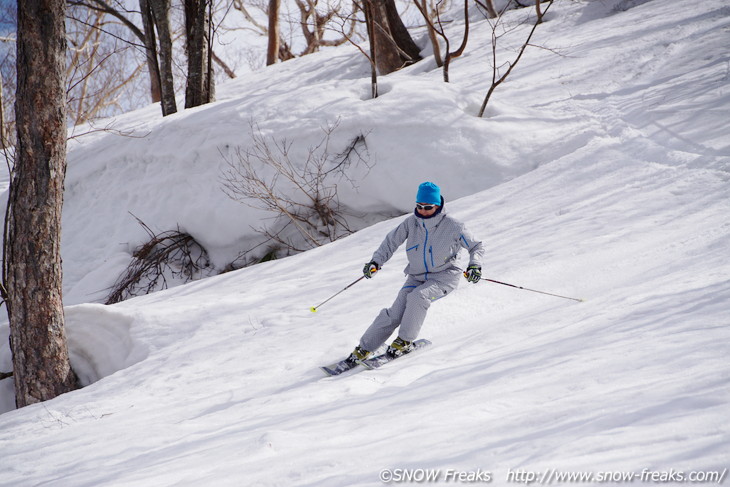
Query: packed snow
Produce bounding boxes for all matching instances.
[1,0,728,485]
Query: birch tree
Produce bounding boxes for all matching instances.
[184,0,215,107]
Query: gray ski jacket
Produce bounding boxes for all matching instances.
[371,204,484,280]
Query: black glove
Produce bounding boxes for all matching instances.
[464,265,482,283]
[363,261,379,278]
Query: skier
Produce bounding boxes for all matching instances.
[344,182,484,365]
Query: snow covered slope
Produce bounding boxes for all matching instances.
[0,0,728,485]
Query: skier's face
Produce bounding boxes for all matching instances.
[416,203,439,216]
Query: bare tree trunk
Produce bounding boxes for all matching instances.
[68,0,171,112]
[139,0,162,103]
[150,0,177,115]
[148,0,177,115]
[364,0,378,98]
[418,0,442,67]
[364,0,421,75]
[366,0,401,74]
[383,0,420,60]
[441,0,469,82]
[266,0,280,65]
[206,0,215,102]
[8,0,78,409]
[184,0,214,108]
[0,70,6,148]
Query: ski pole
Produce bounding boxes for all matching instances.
[481,278,584,302]
[310,275,368,312]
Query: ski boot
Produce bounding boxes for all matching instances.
[344,345,371,366]
[386,337,414,358]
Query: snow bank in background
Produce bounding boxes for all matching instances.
[57,5,591,305]
[60,64,539,303]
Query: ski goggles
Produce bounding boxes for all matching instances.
[416,203,437,210]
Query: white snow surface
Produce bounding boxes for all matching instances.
[1,0,729,485]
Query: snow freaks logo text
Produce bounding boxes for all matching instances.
[378,467,728,484]
[379,468,492,483]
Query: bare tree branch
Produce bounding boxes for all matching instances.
[106,215,211,304]
[220,120,372,263]
[478,0,554,117]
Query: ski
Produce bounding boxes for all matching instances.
[320,344,386,376]
[320,358,360,377]
[360,339,432,369]
[320,341,430,376]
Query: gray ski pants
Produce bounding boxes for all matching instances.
[359,269,460,352]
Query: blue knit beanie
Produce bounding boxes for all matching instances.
[416,182,441,205]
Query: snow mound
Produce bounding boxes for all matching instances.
[65,304,147,386]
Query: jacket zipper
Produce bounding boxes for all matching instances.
[422,220,430,279]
